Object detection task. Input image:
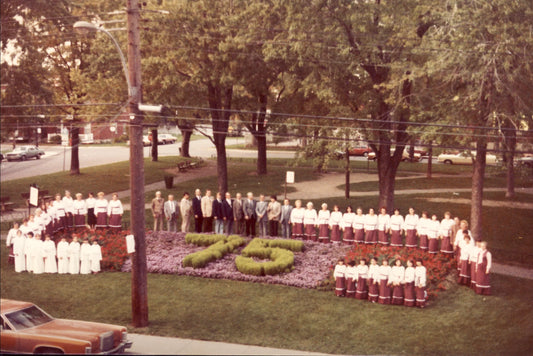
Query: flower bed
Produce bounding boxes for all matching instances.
[236,238,304,276]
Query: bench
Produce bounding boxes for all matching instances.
[0,196,15,212]
[177,162,188,172]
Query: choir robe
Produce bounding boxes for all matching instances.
[46,205,57,234]
[415,265,427,308]
[86,197,97,227]
[439,218,455,254]
[364,214,378,244]
[317,210,331,242]
[329,211,343,243]
[90,244,102,273]
[458,241,473,285]
[355,264,369,300]
[389,214,404,247]
[469,245,481,289]
[333,264,347,296]
[68,241,81,274]
[95,199,109,228]
[31,238,45,274]
[368,264,380,303]
[53,200,67,231]
[107,199,124,229]
[403,266,416,307]
[43,240,57,273]
[345,266,357,298]
[13,234,26,273]
[73,199,87,227]
[57,241,69,274]
[303,209,318,241]
[41,212,52,236]
[341,213,355,244]
[427,219,441,254]
[390,265,405,305]
[79,242,92,274]
[377,213,390,245]
[62,196,74,228]
[454,229,473,267]
[6,228,18,265]
[404,213,419,247]
[353,214,365,243]
[24,236,34,272]
[417,217,430,250]
[475,250,492,295]
[290,208,305,238]
[377,265,392,305]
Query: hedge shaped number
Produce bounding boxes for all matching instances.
[235,238,304,276]
[182,234,246,268]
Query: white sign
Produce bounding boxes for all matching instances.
[29,186,39,207]
[286,171,295,184]
[126,234,136,254]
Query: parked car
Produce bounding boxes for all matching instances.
[157,134,176,144]
[517,156,533,168]
[437,151,499,165]
[142,135,151,146]
[0,299,132,354]
[368,148,421,162]
[0,153,4,162]
[5,146,44,161]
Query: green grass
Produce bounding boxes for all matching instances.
[1,244,532,355]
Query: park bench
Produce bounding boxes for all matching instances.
[177,162,188,172]
[1,196,15,212]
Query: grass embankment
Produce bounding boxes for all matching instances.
[1,245,532,355]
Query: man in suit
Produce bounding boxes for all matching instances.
[232,193,245,236]
[243,192,257,237]
[192,188,203,233]
[164,194,179,232]
[280,198,293,238]
[151,191,165,232]
[267,195,281,237]
[212,192,224,234]
[222,192,234,235]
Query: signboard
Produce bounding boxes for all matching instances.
[126,234,136,254]
[29,186,39,207]
[286,171,295,184]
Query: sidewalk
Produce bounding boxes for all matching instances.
[125,334,329,355]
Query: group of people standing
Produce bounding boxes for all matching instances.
[6,225,102,275]
[334,258,428,308]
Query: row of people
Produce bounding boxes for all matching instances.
[7,229,101,274]
[457,235,492,295]
[333,258,428,308]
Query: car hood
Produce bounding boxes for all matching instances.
[22,318,123,341]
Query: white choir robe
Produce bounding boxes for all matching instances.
[57,241,69,274]
[24,237,34,272]
[90,244,102,273]
[31,239,45,274]
[68,241,81,274]
[13,235,26,272]
[43,240,57,273]
[79,242,92,274]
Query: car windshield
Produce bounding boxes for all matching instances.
[10,148,25,153]
[5,306,53,330]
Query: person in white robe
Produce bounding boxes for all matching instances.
[24,231,35,272]
[90,241,102,273]
[68,237,81,274]
[79,239,92,274]
[63,190,75,228]
[43,235,57,273]
[6,222,19,265]
[31,234,45,274]
[12,230,26,272]
[57,238,69,274]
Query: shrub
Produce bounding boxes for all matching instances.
[182,234,246,268]
[49,135,62,144]
[236,238,302,276]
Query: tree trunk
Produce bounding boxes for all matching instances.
[215,134,228,193]
[151,128,158,162]
[470,140,487,241]
[70,124,80,175]
[180,129,192,157]
[256,134,267,175]
[427,140,433,179]
[345,146,350,199]
[503,121,516,199]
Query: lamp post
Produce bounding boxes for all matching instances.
[74,0,148,327]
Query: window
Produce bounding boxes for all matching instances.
[5,306,53,330]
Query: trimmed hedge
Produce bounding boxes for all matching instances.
[182,234,246,268]
[236,238,304,276]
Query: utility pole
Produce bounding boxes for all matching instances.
[127,0,149,327]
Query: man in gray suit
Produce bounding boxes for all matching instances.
[280,198,293,238]
[164,194,180,232]
[242,192,257,237]
[232,193,245,236]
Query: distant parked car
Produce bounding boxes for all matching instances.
[6,146,44,161]
[142,135,151,146]
[517,156,533,168]
[0,299,132,354]
[0,153,4,162]
[157,134,176,144]
[437,151,499,165]
[368,148,421,162]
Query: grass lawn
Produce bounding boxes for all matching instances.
[1,244,532,355]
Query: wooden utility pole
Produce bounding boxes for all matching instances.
[127,0,148,327]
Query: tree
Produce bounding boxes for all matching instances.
[420,0,533,238]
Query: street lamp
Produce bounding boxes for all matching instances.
[73,6,149,327]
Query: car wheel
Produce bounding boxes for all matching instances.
[444,160,452,164]
[363,152,368,157]
[34,347,64,354]
[36,154,41,159]
[21,155,27,161]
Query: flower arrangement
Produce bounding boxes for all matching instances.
[182,234,246,268]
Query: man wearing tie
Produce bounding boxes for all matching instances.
[192,188,203,233]
[164,194,179,232]
[222,192,234,235]
[232,193,245,236]
[280,198,293,239]
[242,192,257,237]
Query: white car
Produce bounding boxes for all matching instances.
[157,134,176,144]
[368,148,421,162]
[437,151,499,165]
